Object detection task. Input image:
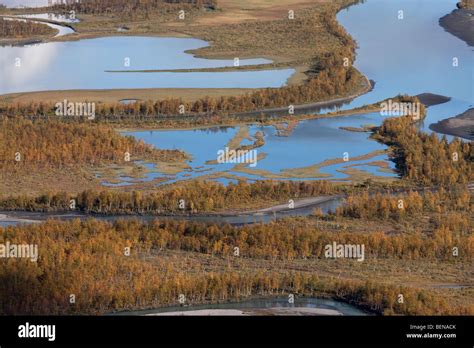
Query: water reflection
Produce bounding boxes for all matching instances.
[0,36,293,94]
[120,0,472,184]
[115,297,370,316]
[0,42,59,93]
[123,112,397,185]
[334,0,473,126]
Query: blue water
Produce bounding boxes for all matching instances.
[121,112,397,185]
[118,0,472,185]
[1,0,471,185]
[0,36,294,94]
[115,297,370,316]
[334,0,473,126]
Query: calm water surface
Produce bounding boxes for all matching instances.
[0,36,294,94]
[122,0,472,185]
[1,0,471,185]
[114,297,370,316]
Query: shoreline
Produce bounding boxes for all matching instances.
[0,75,374,124]
[429,108,474,140]
[439,7,474,47]
[0,15,75,43]
[0,1,368,115]
[145,307,343,316]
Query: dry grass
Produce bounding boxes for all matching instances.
[0,88,258,104]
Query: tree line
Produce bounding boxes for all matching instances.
[373,115,473,186]
[51,0,217,17]
[1,215,471,262]
[335,186,471,226]
[0,180,338,213]
[0,18,55,38]
[0,117,186,170]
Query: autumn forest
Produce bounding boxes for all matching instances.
[0,0,472,323]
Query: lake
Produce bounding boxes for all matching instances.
[0,36,294,94]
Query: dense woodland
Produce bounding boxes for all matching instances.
[336,187,471,224]
[373,115,473,186]
[1,218,472,315]
[0,18,55,38]
[0,117,185,170]
[0,180,339,213]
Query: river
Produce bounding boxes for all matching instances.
[119,0,472,186]
[0,0,472,221]
[113,297,370,316]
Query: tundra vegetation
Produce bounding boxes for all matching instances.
[0,0,472,316]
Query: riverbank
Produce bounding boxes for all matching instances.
[0,194,342,227]
[0,15,74,43]
[429,108,474,140]
[146,307,343,316]
[439,7,474,47]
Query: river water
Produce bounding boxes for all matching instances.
[113,297,370,316]
[119,0,472,186]
[0,196,342,227]
[0,0,471,208]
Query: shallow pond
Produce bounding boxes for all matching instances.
[122,112,397,185]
